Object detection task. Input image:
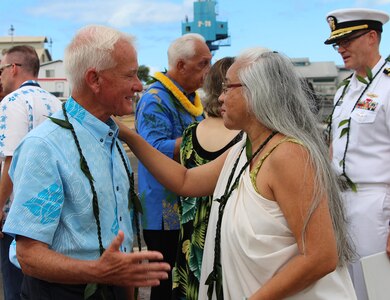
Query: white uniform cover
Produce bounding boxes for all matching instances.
[199,139,357,299]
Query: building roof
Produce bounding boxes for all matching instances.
[40,60,62,67]
[292,58,338,78]
[0,36,51,61]
[0,36,48,43]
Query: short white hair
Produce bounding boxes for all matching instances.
[64,24,135,91]
[167,33,206,70]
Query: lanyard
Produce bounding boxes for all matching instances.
[19,80,40,88]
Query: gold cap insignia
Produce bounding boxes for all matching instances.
[327,16,336,31]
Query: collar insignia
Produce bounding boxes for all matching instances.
[367,93,378,98]
[384,68,390,76]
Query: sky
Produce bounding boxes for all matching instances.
[1,0,390,74]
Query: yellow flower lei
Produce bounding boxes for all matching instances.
[153,72,203,116]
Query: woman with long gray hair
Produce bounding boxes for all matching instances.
[118,48,356,299]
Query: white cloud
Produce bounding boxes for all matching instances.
[320,0,390,5]
[107,2,187,27]
[28,0,193,28]
[355,0,390,5]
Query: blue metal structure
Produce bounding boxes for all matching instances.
[182,0,230,52]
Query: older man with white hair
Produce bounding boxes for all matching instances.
[135,33,212,299]
[3,25,170,300]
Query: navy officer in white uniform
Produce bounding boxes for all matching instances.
[324,8,390,300]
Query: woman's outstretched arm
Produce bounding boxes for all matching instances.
[117,120,227,198]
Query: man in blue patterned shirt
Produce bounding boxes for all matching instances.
[136,33,211,299]
[0,45,62,300]
[3,25,170,300]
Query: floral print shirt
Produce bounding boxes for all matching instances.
[135,80,204,230]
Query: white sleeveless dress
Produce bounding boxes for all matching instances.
[198,138,357,300]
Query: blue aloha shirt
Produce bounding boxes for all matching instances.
[4,97,134,262]
[136,79,204,230]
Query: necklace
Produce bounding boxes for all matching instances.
[153,72,203,116]
[205,130,278,300]
[327,57,389,191]
[48,102,143,299]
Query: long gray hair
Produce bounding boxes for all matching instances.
[236,48,354,266]
[64,24,135,92]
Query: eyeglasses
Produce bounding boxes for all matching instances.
[0,63,22,75]
[332,31,370,51]
[221,82,245,94]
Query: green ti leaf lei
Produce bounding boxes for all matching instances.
[336,78,351,90]
[48,105,143,300]
[335,63,382,192]
[338,119,350,139]
[330,56,390,192]
[205,131,278,300]
[356,67,373,85]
